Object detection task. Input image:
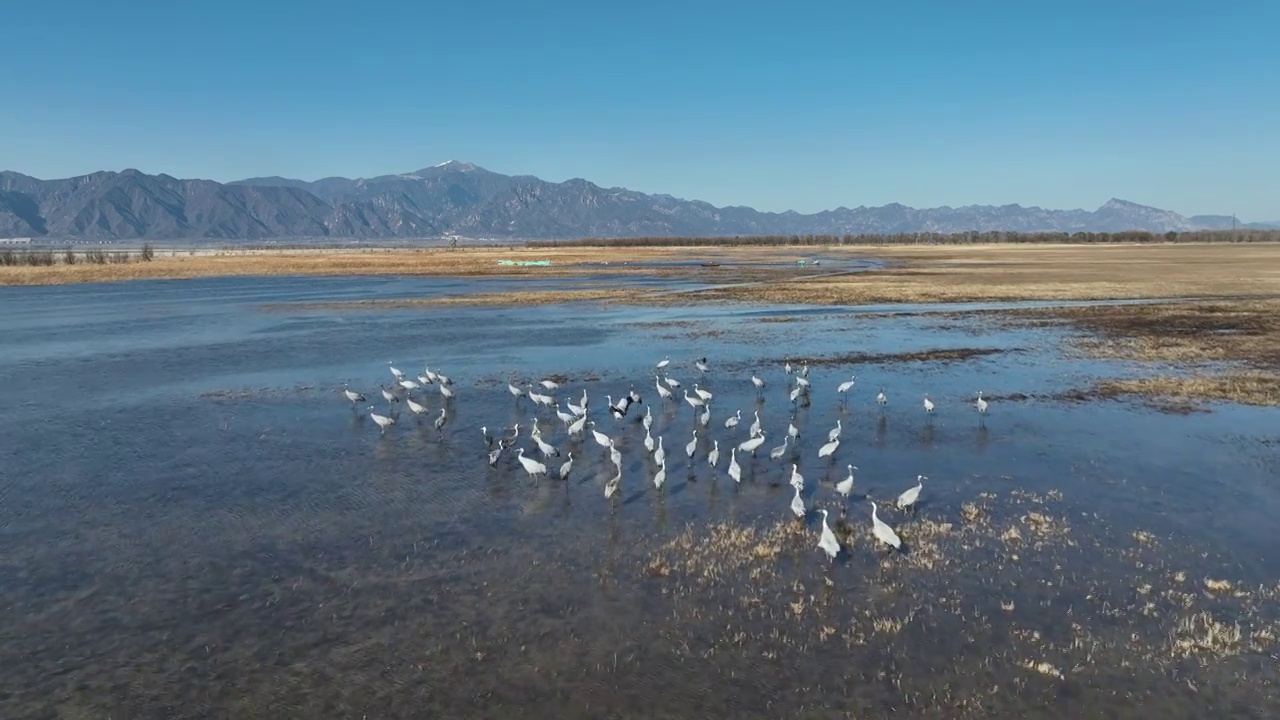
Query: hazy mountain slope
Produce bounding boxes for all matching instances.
[0,162,1257,240]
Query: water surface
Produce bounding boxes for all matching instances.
[1,275,1277,719]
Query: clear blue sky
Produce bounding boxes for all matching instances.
[2,0,1277,220]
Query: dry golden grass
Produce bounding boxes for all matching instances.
[1006,298,1280,406]
[0,245,818,286]
[9,243,1280,304]
[1041,299,1280,366]
[697,243,1280,304]
[1095,373,1280,407]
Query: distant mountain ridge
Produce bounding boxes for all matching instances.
[0,161,1275,240]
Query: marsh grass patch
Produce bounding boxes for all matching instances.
[637,489,1280,715]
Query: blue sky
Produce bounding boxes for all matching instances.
[2,0,1277,220]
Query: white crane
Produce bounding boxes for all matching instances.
[555,404,576,425]
[897,475,925,514]
[643,426,656,453]
[682,389,704,412]
[653,458,667,490]
[694,357,709,373]
[923,394,935,415]
[567,396,586,417]
[796,375,810,389]
[693,384,713,402]
[540,379,561,391]
[728,448,741,483]
[818,509,840,561]
[788,416,800,441]
[380,385,398,404]
[698,404,711,428]
[589,422,612,449]
[836,465,857,500]
[487,446,502,467]
[642,404,653,431]
[436,372,451,387]
[876,388,887,409]
[656,355,670,370]
[976,391,989,418]
[789,385,803,404]
[342,384,365,406]
[751,374,765,394]
[567,414,587,438]
[559,452,574,481]
[784,361,793,375]
[708,440,720,468]
[724,410,741,431]
[818,437,839,460]
[685,430,697,460]
[836,375,857,396]
[609,440,623,470]
[748,410,762,438]
[605,468,621,500]
[405,396,428,418]
[423,367,440,384]
[439,383,454,401]
[790,485,806,519]
[389,362,404,380]
[738,431,766,457]
[416,373,432,387]
[769,436,789,461]
[870,501,902,552]
[828,419,842,443]
[398,378,420,391]
[653,436,666,467]
[532,431,560,459]
[789,463,804,491]
[508,382,525,400]
[664,376,681,389]
[368,406,395,434]
[433,408,448,433]
[654,376,673,402]
[516,448,547,482]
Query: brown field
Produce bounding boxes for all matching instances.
[692,243,1280,304]
[0,246,817,287]
[1094,373,1280,408]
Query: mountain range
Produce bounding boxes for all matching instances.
[0,161,1275,241]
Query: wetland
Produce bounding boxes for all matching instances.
[1,244,1278,718]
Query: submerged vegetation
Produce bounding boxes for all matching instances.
[641,491,1280,717]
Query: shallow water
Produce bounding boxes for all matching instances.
[0,276,1277,719]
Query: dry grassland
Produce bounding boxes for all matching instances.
[697,243,1280,304]
[0,245,815,286]
[1006,298,1280,406]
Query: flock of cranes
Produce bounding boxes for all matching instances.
[342,356,993,564]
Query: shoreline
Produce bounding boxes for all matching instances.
[3,242,1279,302]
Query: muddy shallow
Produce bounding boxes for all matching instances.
[0,276,1277,719]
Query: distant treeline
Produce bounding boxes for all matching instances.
[528,229,1280,248]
